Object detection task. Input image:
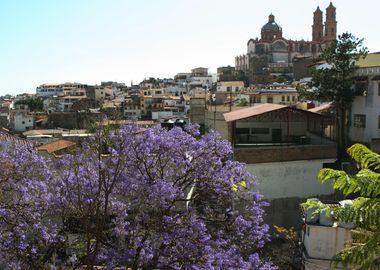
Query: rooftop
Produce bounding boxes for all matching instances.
[356,53,380,68]
[36,139,76,154]
[308,103,333,113]
[223,103,287,122]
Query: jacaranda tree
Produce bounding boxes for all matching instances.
[0,124,275,269]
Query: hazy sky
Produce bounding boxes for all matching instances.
[0,0,379,95]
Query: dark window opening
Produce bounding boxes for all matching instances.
[354,114,366,128]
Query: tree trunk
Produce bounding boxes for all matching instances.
[336,105,347,162]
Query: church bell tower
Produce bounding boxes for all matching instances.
[312,6,323,42]
[323,2,337,46]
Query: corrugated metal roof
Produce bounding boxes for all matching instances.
[308,103,333,113]
[223,103,287,122]
[356,53,380,68]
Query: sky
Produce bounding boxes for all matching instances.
[0,0,379,95]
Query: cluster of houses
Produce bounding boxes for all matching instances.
[1,46,380,270]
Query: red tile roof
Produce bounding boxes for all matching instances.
[223,103,287,122]
[37,139,76,154]
[0,129,35,146]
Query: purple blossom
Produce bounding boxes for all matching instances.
[0,125,275,269]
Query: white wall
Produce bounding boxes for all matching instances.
[247,40,255,54]
[152,111,173,120]
[303,224,352,260]
[94,88,106,101]
[13,114,34,132]
[350,80,380,143]
[217,82,244,93]
[246,159,335,200]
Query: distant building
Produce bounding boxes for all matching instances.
[9,104,34,132]
[216,81,244,93]
[235,3,337,84]
[349,53,380,152]
[191,67,208,77]
[36,82,88,98]
[217,66,246,82]
[248,87,298,105]
[174,68,214,90]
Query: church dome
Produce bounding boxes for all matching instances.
[261,14,281,32]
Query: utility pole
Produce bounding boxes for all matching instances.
[229,89,232,112]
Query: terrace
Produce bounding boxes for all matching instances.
[224,103,337,163]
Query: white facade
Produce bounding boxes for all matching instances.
[303,224,352,260]
[36,84,64,97]
[124,109,141,118]
[216,81,244,93]
[36,82,87,98]
[142,89,164,96]
[349,66,380,144]
[152,111,174,121]
[189,76,213,89]
[94,87,106,101]
[246,159,335,200]
[303,224,352,270]
[12,113,34,132]
[164,86,188,96]
[249,89,298,105]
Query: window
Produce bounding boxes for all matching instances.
[281,96,285,102]
[292,96,295,101]
[226,87,231,92]
[287,96,290,102]
[267,96,273,103]
[251,96,261,103]
[236,128,250,135]
[355,80,367,95]
[235,87,239,91]
[354,114,366,128]
[251,128,270,134]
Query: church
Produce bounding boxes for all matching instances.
[235,3,337,84]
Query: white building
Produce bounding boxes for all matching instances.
[164,85,189,96]
[189,76,213,89]
[349,53,380,150]
[216,81,245,93]
[36,82,88,98]
[248,88,299,105]
[9,104,34,132]
[36,84,64,97]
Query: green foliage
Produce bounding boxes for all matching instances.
[296,84,315,102]
[312,32,368,105]
[312,33,368,159]
[318,144,380,269]
[14,98,44,112]
[237,98,248,107]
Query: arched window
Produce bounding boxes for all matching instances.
[272,40,287,51]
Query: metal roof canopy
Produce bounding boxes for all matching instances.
[223,103,287,122]
[223,103,331,122]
